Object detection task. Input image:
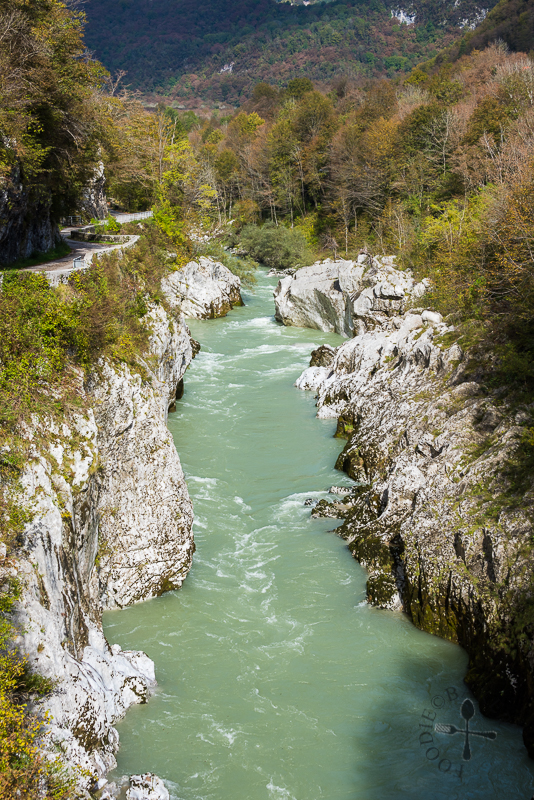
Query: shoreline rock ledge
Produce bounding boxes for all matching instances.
[290,256,534,757]
[162,255,242,319]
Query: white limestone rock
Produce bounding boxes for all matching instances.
[274,255,423,338]
[13,301,196,786]
[274,258,363,336]
[162,256,242,319]
[93,305,194,610]
[127,774,170,800]
[294,366,331,392]
[12,420,157,782]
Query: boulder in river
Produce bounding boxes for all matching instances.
[126,773,170,800]
[309,344,336,368]
[274,254,427,337]
[162,256,242,319]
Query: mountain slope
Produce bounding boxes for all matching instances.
[83,0,494,101]
[430,0,534,67]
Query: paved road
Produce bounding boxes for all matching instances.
[22,230,139,285]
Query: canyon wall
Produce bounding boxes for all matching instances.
[0,168,61,265]
[4,257,241,791]
[287,256,534,756]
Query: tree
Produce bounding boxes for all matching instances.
[0,0,108,219]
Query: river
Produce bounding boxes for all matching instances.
[105,270,534,799]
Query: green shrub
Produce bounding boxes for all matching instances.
[195,241,257,286]
[0,580,75,800]
[240,222,313,270]
[90,216,121,234]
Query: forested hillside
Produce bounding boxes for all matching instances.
[430,0,534,68]
[144,45,534,383]
[83,0,493,102]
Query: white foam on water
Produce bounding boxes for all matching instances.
[229,316,273,330]
[195,733,215,746]
[233,495,252,511]
[239,342,309,358]
[266,779,297,800]
[207,720,241,746]
[274,491,327,518]
[244,568,267,578]
[259,365,307,378]
[188,476,219,486]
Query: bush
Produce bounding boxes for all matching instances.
[0,581,74,800]
[195,241,257,287]
[240,222,313,270]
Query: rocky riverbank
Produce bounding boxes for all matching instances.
[4,257,241,795]
[282,255,534,756]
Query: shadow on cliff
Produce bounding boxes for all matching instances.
[351,639,534,800]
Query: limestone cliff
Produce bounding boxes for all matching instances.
[0,166,62,265]
[9,305,194,785]
[291,256,534,756]
[94,305,195,610]
[5,261,243,790]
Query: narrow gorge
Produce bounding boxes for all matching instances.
[100,265,533,799]
[3,2,534,795]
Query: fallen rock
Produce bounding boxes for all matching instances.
[421,309,443,325]
[309,344,336,368]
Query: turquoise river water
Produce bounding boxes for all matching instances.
[105,270,534,800]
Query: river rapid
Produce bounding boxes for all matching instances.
[105,270,534,800]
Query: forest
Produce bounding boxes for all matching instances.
[82,0,493,100]
[114,47,534,387]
